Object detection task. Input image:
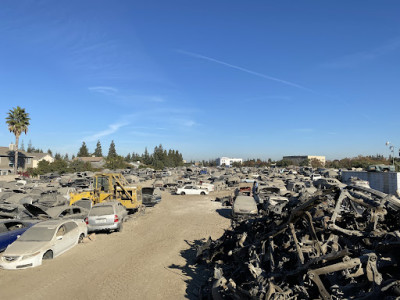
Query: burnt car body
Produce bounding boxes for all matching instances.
[142,187,162,207]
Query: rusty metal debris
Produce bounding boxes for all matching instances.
[197,186,400,299]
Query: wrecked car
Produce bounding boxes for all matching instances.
[231,196,258,219]
[142,187,162,207]
[22,204,89,221]
[0,220,37,252]
[314,177,346,189]
[0,219,87,269]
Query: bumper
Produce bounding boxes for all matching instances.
[0,254,42,270]
[88,223,119,232]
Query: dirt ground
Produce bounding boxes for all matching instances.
[0,190,232,300]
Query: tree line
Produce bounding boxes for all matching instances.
[76,140,184,170]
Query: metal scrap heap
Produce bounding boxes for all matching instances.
[197,187,400,299]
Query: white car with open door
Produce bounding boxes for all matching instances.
[0,219,87,270]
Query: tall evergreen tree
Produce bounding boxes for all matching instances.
[143,147,151,165]
[77,142,89,157]
[125,153,131,162]
[5,106,30,174]
[94,140,103,157]
[64,153,69,161]
[107,140,117,158]
[47,149,53,156]
[20,140,25,151]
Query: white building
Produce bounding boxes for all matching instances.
[31,153,55,168]
[216,157,243,167]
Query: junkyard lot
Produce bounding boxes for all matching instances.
[0,190,231,300]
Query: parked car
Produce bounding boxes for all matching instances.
[0,220,37,252]
[86,201,128,233]
[232,196,258,219]
[176,186,209,195]
[0,219,87,269]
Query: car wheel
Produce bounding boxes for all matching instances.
[78,233,84,244]
[181,192,185,195]
[43,250,53,260]
[200,191,206,195]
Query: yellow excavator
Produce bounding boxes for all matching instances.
[69,173,142,211]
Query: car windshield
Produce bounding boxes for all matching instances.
[19,227,56,242]
[90,206,114,216]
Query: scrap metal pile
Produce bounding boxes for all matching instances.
[197,187,400,299]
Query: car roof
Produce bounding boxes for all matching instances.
[34,220,72,229]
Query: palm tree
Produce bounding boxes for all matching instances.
[5,106,30,174]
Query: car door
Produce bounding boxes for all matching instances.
[52,224,72,256]
[186,186,194,195]
[63,221,79,248]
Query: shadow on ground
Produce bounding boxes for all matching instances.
[216,208,232,219]
[168,239,211,299]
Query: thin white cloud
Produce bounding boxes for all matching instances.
[124,95,165,103]
[88,86,118,95]
[88,86,165,104]
[321,36,400,68]
[177,49,315,93]
[83,121,129,142]
[170,118,198,128]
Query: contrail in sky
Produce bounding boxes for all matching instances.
[177,49,316,93]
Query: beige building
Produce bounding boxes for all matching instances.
[0,145,34,175]
[31,153,55,168]
[283,155,326,166]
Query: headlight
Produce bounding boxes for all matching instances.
[22,251,41,260]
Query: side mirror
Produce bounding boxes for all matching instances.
[17,235,21,239]
[56,236,63,240]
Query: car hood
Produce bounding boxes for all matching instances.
[233,200,257,213]
[23,204,52,220]
[4,241,49,256]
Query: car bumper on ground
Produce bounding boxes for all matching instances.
[0,254,42,270]
[88,223,119,232]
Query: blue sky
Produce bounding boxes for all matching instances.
[1,1,399,161]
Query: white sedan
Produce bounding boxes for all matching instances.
[0,219,87,270]
[176,185,209,195]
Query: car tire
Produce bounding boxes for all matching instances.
[181,192,185,195]
[43,250,53,260]
[78,233,84,244]
[200,192,206,195]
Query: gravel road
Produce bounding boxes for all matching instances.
[0,190,232,300]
